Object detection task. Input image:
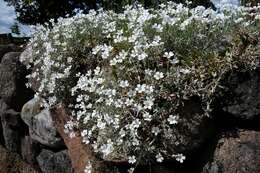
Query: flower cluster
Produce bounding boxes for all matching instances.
[21,2,260,172]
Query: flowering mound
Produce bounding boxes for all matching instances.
[21,2,260,172]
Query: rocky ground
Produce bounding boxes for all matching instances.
[0,33,259,173]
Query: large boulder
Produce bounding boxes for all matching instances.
[0,52,34,111]
[222,69,260,120]
[203,130,260,173]
[21,97,64,148]
[166,98,215,154]
[0,144,38,173]
[37,149,74,173]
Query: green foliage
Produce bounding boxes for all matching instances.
[10,22,21,35]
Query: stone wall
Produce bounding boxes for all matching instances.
[0,33,73,173]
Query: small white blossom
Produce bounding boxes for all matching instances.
[128,167,135,173]
[100,139,114,156]
[170,58,179,64]
[143,112,152,121]
[180,68,191,74]
[128,155,136,164]
[156,153,164,162]
[84,162,92,173]
[172,154,186,163]
[119,80,129,88]
[152,23,163,32]
[163,51,174,59]
[138,52,148,61]
[154,72,164,80]
[143,97,154,110]
[152,126,160,136]
[167,115,179,125]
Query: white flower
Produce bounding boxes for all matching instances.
[143,97,154,110]
[156,153,164,162]
[152,23,163,32]
[163,51,174,59]
[128,167,135,173]
[81,130,88,137]
[84,162,92,173]
[119,129,126,137]
[154,72,164,80]
[131,119,141,129]
[132,138,140,146]
[97,120,106,129]
[180,68,190,74]
[172,154,186,163]
[167,115,179,125]
[100,140,114,156]
[69,132,76,138]
[125,98,134,106]
[152,126,160,136]
[143,112,152,121]
[128,156,136,164]
[119,80,129,88]
[145,69,153,76]
[82,137,90,144]
[138,52,148,61]
[135,84,146,93]
[110,58,117,66]
[170,58,179,64]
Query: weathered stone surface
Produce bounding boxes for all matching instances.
[0,44,20,61]
[0,144,38,173]
[1,110,21,153]
[37,149,74,173]
[0,99,22,153]
[203,130,260,173]
[0,52,33,111]
[0,117,4,145]
[21,135,41,167]
[223,69,260,120]
[21,97,64,148]
[151,165,175,173]
[166,98,214,154]
[51,105,118,173]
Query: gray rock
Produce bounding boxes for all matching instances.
[0,52,33,111]
[37,149,73,173]
[203,130,260,173]
[0,100,7,145]
[0,117,4,145]
[21,97,64,148]
[152,165,175,173]
[223,70,260,120]
[0,44,20,61]
[203,161,223,173]
[166,98,215,154]
[21,135,41,167]
[0,99,21,153]
[21,97,42,126]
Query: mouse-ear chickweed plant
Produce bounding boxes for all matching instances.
[21,2,260,172]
